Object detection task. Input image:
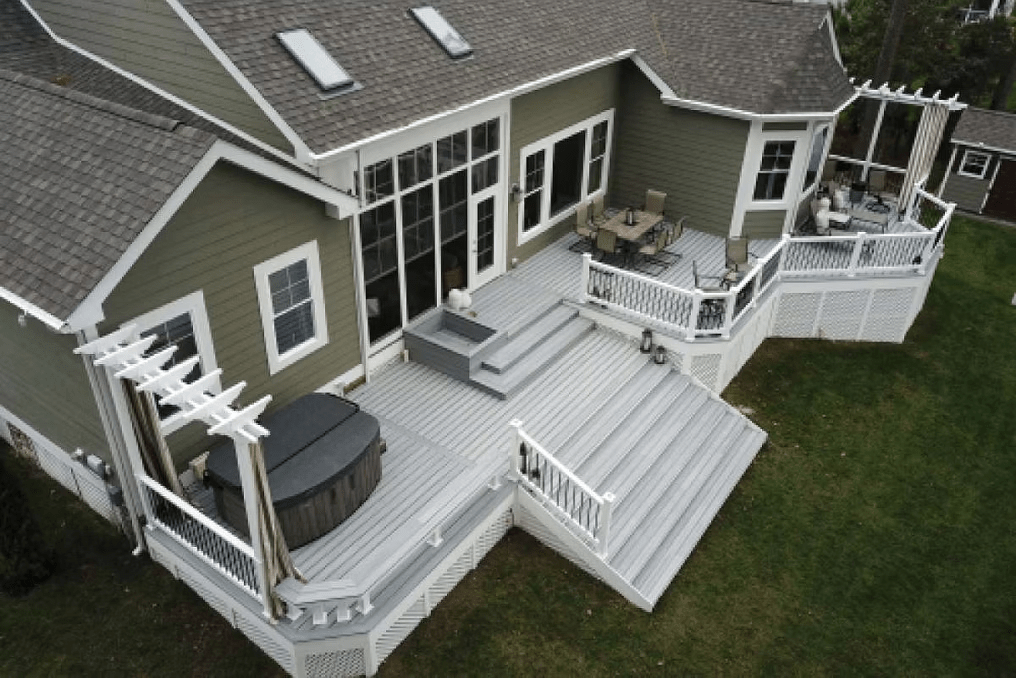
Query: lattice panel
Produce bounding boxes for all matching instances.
[772,292,821,337]
[180,569,232,620]
[34,444,77,492]
[304,648,366,678]
[514,502,599,580]
[236,614,294,675]
[690,354,722,392]
[376,597,426,663]
[76,472,119,523]
[861,288,916,342]
[7,424,38,462]
[668,351,685,373]
[475,510,512,562]
[816,290,870,341]
[428,550,471,609]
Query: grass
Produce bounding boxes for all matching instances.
[2,215,1014,676]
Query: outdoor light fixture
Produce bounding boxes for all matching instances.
[17,312,26,327]
[654,345,667,365]
[509,183,522,203]
[640,328,653,353]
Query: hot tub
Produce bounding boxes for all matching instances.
[204,393,382,548]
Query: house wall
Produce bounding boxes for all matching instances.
[742,210,788,239]
[611,61,750,238]
[942,146,992,211]
[26,0,290,151]
[0,303,107,460]
[98,163,361,469]
[508,63,622,264]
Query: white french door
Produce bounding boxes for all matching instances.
[469,186,501,290]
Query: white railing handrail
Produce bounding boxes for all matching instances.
[514,425,603,502]
[139,474,256,558]
[586,255,689,298]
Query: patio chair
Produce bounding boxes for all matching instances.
[569,201,596,252]
[635,229,669,275]
[591,194,606,225]
[866,169,891,213]
[594,227,621,265]
[726,236,755,273]
[655,215,686,265]
[644,189,666,217]
[692,259,727,293]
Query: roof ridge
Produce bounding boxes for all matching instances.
[0,67,182,132]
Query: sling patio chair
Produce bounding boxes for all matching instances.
[594,227,623,266]
[644,189,666,217]
[635,229,669,275]
[569,201,597,252]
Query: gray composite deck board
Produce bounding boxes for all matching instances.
[482,303,578,374]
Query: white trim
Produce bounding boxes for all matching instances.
[951,140,1016,156]
[661,93,857,121]
[730,120,765,238]
[18,0,305,171]
[957,148,991,179]
[801,123,831,196]
[161,0,313,162]
[823,12,845,68]
[121,291,221,435]
[62,140,357,332]
[938,145,959,197]
[981,156,1005,213]
[630,54,676,98]
[516,109,615,246]
[309,51,634,162]
[0,287,65,331]
[253,241,329,375]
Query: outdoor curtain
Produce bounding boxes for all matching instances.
[123,382,184,497]
[898,102,951,214]
[249,440,305,620]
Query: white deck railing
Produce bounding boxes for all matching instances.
[139,475,262,599]
[580,188,954,342]
[509,420,614,557]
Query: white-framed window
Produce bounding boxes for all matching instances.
[958,149,990,179]
[125,291,219,435]
[753,140,796,201]
[802,126,829,192]
[518,109,614,244]
[253,241,329,375]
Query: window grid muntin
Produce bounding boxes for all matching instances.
[269,260,315,355]
[754,140,796,201]
[141,313,202,420]
[959,150,990,178]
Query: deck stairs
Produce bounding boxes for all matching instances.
[513,363,767,610]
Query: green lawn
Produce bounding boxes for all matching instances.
[2,215,1014,677]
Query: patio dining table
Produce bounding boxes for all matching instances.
[599,208,662,243]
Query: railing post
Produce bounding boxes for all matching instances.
[687,290,703,342]
[777,233,791,279]
[597,492,615,558]
[579,253,592,303]
[847,232,867,277]
[508,419,524,480]
[721,292,735,340]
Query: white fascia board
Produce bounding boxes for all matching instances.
[823,12,845,68]
[309,49,636,162]
[162,0,314,162]
[18,0,308,173]
[0,287,66,331]
[661,94,855,122]
[63,140,357,332]
[630,54,676,98]
[950,139,1016,156]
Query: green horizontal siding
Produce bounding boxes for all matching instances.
[99,163,360,469]
[943,173,989,212]
[742,210,787,239]
[29,0,290,150]
[611,61,749,237]
[508,63,621,263]
[0,303,107,460]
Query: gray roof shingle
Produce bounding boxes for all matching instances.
[178,0,854,154]
[0,69,216,321]
[952,107,1016,154]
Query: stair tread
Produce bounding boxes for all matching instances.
[637,429,765,602]
[482,304,578,374]
[471,317,594,398]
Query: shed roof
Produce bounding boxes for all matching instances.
[177,0,854,154]
[0,69,216,322]
[952,107,1016,154]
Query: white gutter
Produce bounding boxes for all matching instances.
[661,89,858,122]
[0,287,66,331]
[950,140,1016,157]
[308,49,637,162]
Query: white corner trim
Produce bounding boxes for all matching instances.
[162,0,313,162]
[957,149,992,179]
[121,290,222,436]
[730,120,765,237]
[951,140,1016,156]
[823,12,844,68]
[252,241,329,375]
[18,0,306,172]
[0,286,66,331]
[63,140,356,332]
[309,49,636,162]
[630,54,676,99]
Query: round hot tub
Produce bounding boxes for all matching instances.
[204,393,382,548]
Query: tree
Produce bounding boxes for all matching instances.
[853,0,910,160]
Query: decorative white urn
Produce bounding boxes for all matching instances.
[447,289,464,310]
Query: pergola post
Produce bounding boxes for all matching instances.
[231,433,272,618]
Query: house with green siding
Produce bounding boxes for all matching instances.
[2,0,959,675]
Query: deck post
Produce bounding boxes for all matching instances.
[597,492,615,558]
[721,292,736,340]
[579,253,592,303]
[687,290,703,342]
[231,434,271,619]
[847,232,867,277]
[508,419,524,480]
[776,233,791,281]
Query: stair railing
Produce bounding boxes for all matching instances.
[508,420,615,558]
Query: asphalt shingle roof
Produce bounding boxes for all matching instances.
[0,69,216,322]
[952,107,1016,154]
[178,0,855,154]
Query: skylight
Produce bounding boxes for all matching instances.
[276,29,353,91]
[409,7,472,60]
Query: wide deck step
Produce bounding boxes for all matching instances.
[481,304,579,375]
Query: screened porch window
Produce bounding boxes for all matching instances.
[754,141,795,201]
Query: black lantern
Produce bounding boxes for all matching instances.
[654,345,667,365]
[640,328,653,353]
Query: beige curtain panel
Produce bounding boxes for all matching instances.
[123,382,184,496]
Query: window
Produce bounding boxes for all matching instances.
[363,159,394,204]
[254,242,328,374]
[518,110,613,243]
[754,141,796,201]
[959,150,990,179]
[398,144,433,190]
[126,291,219,434]
[471,119,499,159]
[803,127,828,191]
[437,131,467,173]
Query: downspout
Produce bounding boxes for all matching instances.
[354,148,371,384]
